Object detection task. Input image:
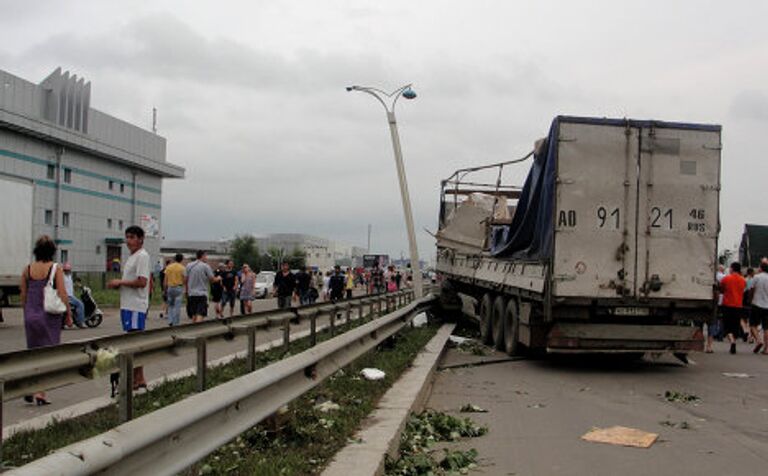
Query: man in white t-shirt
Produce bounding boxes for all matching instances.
[108,225,151,389]
[749,260,768,354]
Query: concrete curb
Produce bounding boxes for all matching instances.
[322,322,456,476]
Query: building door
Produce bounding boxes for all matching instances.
[107,245,121,272]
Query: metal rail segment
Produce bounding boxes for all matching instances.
[6,294,436,476]
[0,291,408,401]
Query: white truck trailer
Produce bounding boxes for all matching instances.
[436,116,721,356]
[0,174,34,304]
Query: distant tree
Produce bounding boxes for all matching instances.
[286,247,307,269]
[230,235,261,270]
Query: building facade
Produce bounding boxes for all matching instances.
[0,68,184,272]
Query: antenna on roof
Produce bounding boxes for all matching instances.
[152,107,157,133]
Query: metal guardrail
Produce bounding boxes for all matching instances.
[0,289,422,468]
[6,293,436,476]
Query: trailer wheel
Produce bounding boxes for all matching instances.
[504,297,521,356]
[492,296,506,351]
[479,293,493,345]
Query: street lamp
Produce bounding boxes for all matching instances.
[347,84,424,297]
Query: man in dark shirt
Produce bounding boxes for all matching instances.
[273,262,297,309]
[296,266,312,306]
[370,262,385,294]
[219,259,238,317]
[329,265,346,303]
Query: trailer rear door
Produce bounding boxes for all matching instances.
[552,122,641,298]
[636,127,721,300]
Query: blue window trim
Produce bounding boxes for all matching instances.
[36,180,161,210]
[0,148,162,194]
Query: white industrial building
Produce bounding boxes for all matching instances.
[0,67,185,272]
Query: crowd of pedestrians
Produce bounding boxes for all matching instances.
[708,259,768,355]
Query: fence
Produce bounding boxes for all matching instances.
[4,293,436,475]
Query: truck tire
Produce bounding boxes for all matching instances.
[492,296,506,351]
[479,293,493,345]
[438,279,462,322]
[504,297,521,356]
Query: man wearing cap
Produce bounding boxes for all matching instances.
[63,262,85,328]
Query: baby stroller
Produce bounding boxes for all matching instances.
[80,286,104,328]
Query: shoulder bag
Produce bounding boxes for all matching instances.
[44,263,68,315]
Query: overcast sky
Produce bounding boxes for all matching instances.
[1,1,766,258]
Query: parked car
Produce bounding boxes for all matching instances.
[255,271,276,299]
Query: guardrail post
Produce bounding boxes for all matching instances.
[282,317,290,352]
[118,354,134,422]
[247,328,257,372]
[196,339,207,392]
[377,296,383,316]
[345,304,351,326]
[1,380,4,467]
[329,308,336,336]
[369,300,375,321]
[310,311,317,346]
[358,301,364,323]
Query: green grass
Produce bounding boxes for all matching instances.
[185,324,439,475]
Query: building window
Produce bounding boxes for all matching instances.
[108,180,114,190]
[46,164,55,180]
[107,218,113,229]
[62,212,70,227]
[60,249,68,263]
[120,183,125,193]
[96,245,101,255]
[63,168,72,183]
[44,209,53,225]
[118,219,124,231]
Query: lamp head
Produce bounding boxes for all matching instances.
[402,87,417,100]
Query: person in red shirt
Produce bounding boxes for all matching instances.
[720,262,747,354]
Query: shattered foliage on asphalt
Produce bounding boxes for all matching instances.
[385,410,488,475]
[459,403,488,413]
[663,390,701,404]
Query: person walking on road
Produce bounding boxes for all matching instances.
[107,226,151,389]
[749,261,768,354]
[185,250,221,323]
[20,235,72,405]
[720,262,747,354]
[239,264,256,314]
[345,267,355,300]
[273,262,297,309]
[211,263,225,318]
[164,253,185,326]
[328,265,345,303]
[219,259,239,318]
[370,262,385,294]
[62,262,85,328]
[296,266,312,306]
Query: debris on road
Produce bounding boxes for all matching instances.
[448,335,492,356]
[385,410,487,475]
[581,426,659,448]
[659,420,691,430]
[527,403,546,409]
[722,372,754,378]
[361,368,386,381]
[412,312,429,328]
[460,403,489,413]
[448,335,472,345]
[314,401,341,413]
[664,390,701,404]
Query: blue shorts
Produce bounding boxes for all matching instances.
[120,309,147,332]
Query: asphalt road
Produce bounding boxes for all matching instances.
[427,341,768,476]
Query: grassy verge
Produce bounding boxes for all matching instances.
[185,324,439,475]
[2,312,394,468]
